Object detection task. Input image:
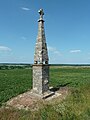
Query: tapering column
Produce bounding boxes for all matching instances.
[34,9,48,64]
[32,9,49,95]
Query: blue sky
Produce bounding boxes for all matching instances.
[0,0,90,64]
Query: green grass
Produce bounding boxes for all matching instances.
[0,66,90,120]
[0,69,32,106]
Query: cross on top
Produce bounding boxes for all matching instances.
[38,9,44,20]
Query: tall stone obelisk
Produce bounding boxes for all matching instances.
[32,9,50,97]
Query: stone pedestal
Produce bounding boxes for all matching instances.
[33,64,49,95]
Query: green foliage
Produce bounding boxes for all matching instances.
[0,66,90,120]
[0,64,31,70]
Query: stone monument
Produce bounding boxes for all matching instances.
[32,9,54,98]
[6,9,66,109]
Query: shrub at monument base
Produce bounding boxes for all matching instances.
[0,66,90,120]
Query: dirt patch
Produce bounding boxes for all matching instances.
[5,87,69,111]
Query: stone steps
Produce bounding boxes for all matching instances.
[42,91,55,99]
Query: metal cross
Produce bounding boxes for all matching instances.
[38,9,44,20]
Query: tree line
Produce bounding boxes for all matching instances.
[0,64,32,70]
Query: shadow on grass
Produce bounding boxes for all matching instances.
[50,82,71,92]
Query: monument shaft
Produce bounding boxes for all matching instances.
[33,9,49,95]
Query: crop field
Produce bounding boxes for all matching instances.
[0,66,90,120]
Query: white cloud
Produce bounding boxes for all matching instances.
[21,7,30,11]
[48,46,55,51]
[88,57,90,60]
[21,36,27,40]
[70,49,81,53]
[48,46,62,56]
[0,46,12,52]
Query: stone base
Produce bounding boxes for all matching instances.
[6,87,69,110]
[33,64,49,95]
[31,89,55,99]
[42,90,55,99]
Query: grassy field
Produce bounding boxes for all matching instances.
[0,66,90,120]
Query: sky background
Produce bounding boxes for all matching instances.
[0,0,90,64]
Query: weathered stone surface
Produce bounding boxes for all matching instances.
[34,9,48,64]
[33,64,49,94]
[33,9,50,96]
